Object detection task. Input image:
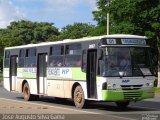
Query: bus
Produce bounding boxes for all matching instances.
[3,34,155,108]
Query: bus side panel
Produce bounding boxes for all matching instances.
[3,68,10,91]
[47,80,64,97]
[3,78,10,91]
[16,68,23,93]
[16,78,23,93]
[64,80,71,98]
[96,77,103,100]
[28,79,38,94]
[80,82,87,99]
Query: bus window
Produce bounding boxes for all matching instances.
[49,56,63,67]
[65,44,81,55]
[102,47,132,76]
[49,45,64,67]
[4,50,10,67]
[50,45,64,55]
[30,48,36,57]
[5,51,10,58]
[82,50,87,72]
[18,49,25,67]
[65,55,81,67]
[25,48,36,67]
[131,48,153,76]
[65,44,82,67]
[101,47,153,77]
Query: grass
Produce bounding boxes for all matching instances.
[0,73,3,82]
[155,87,160,94]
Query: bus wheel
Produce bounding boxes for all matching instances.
[23,82,33,101]
[73,85,85,108]
[116,101,130,108]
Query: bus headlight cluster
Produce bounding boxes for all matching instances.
[108,83,116,89]
[112,84,116,88]
[107,83,112,89]
[102,83,117,90]
[146,82,153,87]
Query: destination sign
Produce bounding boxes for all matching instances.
[101,38,146,45]
[121,39,146,45]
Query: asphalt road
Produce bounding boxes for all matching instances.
[0,82,160,120]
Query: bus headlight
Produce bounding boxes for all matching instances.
[146,82,153,87]
[102,83,116,90]
[107,83,112,89]
[113,84,116,88]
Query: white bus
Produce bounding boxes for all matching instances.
[3,34,155,108]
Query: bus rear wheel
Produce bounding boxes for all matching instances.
[73,85,85,109]
[116,101,130,108]
[23,82,39,101]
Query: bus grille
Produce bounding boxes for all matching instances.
[123,91,142,100]
[121,85,143,90]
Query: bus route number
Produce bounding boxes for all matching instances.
[107,39,116,44]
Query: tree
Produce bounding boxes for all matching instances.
[0,20,59,69]
[57,23,95,40]
[93,0,160,75]
[0,20,59,46]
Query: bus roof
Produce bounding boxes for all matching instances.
[5,34,147,50]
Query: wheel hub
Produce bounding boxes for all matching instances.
[76,90,82,103]
[24,87,29,98]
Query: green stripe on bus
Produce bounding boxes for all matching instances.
[17,68,23,72]
[72,68,86,80]
[102,88,155,101]
[3,68,9,71]
[23,73,36,78]
[96,76,101,82]
[17,68,36,78]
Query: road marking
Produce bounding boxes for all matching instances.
[0,97,132,120]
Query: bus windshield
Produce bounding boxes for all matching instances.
[101,47,153,77]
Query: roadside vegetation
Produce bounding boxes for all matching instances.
[0,73,3,82]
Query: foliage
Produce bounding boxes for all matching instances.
[56,23,95,40]
[2,20,59,45]
[0,20,59,69]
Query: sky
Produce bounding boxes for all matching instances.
[0,0,97,29]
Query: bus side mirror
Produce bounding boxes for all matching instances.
[98,49,103,60]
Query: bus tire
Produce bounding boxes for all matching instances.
[23,82,33,101]
[33,95,39,101]
[116,101,130,108]
[73,85,85,109]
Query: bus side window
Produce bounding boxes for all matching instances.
[4,50,10,68]
[49,45,64,67]
[82,50,87,72]
[25,48,36,67]
[65,43,82,67]
[19,49,25,67]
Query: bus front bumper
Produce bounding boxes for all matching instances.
[102,88,155,101]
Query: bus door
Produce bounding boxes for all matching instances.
[10,55,18,91]
[87,50,97,99]
[37,53,47,94]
